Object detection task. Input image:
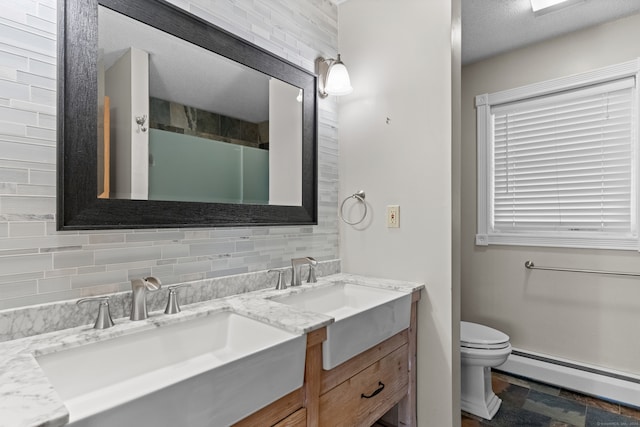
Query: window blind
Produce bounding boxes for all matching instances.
[490,77,636,234]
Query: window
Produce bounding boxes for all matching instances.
[476,59,640,250]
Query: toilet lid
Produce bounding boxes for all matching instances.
[461,321,510,350]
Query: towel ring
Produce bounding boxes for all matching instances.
[339,190,367,225]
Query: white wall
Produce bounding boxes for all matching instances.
[338,0,458,425]
[129,47,149,200]
[105,49,132,198]
[105,47,149,200]
[461,13,640,374]
[269,78,302,206]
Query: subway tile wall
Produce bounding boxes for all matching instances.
[0,0,339,310]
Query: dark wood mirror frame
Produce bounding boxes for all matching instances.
[57,0,318,230]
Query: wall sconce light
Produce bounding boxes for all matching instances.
[317,54,353,98]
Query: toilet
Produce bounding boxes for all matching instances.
[460,321,512,420]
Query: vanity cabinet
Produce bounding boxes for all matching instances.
[317,289,419,427]
[234,289,420,427]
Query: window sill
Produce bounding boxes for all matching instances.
[475,233,638,251]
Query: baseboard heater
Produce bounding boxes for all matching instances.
[497,348,640,408]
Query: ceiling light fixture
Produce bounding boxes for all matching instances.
[317,54,353,98]
[530,0,584,15]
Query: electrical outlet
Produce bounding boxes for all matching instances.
[387,205,400,228]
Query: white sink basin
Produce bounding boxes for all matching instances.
[273,282,411,369]
[36,311,306,427]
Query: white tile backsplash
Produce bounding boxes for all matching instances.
[0,140,56,163]
[0,22,56,55]
[0,105,38,125]
[25,125,55,140]
[36,276,70,293]
[16,70,55,89]
[0,65,17,80]
[28,168,54,185]
[0,0,339,310]
[0,50,28,70]
[0,279,38,298]
[8,221,45,237]
[0,167,28,183]
[27,58,55,77]
[25,14,56,33]
[0,120,25,136]
[0,79,29,101]
[29,85,55,105]
[69,270,128,290]
[36,3,56,22]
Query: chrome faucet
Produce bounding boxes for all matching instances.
[130,276,162,321]
[291,257,318,286]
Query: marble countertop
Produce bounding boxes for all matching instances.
[0,273,423,427]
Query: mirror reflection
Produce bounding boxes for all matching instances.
[97,6,302,206]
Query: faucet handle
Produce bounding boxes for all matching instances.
[268,269,288,290]
[164,284,188,315]
[77,296,115,329]
[306,257,317,283]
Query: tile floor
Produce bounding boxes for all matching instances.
[462,371,640,427]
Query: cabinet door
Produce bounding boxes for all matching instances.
[319,345,408,427]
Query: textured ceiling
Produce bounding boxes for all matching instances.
[462,0,640,65]
[99,7,270,123]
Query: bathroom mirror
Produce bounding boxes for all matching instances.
[58,0,318,229]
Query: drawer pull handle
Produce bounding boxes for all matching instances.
[361,381,385,399]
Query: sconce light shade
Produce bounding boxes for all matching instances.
[318,54,353,98]
[530,0,583,14]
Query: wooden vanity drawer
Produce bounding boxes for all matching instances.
[318,344,408,427]
[232,389,303,427]
[274,408,306,427]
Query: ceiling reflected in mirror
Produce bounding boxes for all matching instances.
[99,7,270,124]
